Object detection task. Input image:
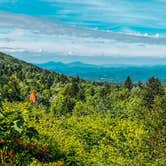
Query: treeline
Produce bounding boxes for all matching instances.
[0,52,165,165]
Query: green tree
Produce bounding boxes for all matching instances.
[143,77,164,108]
[0,107,39,165]
[124,76,133,90]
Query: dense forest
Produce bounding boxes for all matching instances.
[0,52,165,166]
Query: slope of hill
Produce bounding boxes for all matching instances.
[37,61,166,83]
[0,52,70,102]
[0,52,165,166]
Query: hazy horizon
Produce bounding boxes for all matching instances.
[4,51,166,66]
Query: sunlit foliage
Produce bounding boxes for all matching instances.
[0,52,165,165]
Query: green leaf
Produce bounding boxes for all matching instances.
[0,111,4,120]
[12,120,23,134]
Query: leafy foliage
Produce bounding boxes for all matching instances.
[0,52,165,165]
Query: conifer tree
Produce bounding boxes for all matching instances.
[143,77,164,108]
[124,76,133,90]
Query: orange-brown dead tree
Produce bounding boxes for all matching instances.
[29,90,37,103]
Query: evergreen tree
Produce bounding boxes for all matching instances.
[124,76,133,90]
[143,77,164,108]
[137,81,143,88]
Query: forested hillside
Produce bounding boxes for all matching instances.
[0,52,165,166]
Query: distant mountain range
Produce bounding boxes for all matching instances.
[36,61,166,83]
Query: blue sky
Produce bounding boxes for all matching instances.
[0,0,166,63]
[0,0,166,34]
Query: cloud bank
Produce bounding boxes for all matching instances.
[0,0,166,62]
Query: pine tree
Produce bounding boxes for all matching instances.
[124,76,133,90]
[138,81,143,88]
[143,77,164,108]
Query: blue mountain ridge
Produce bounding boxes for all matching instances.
[36,61,166,83]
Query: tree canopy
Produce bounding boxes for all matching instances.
[0,52,165,165]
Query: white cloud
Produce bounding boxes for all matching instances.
[0,12,166,58]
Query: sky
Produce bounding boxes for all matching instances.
[0,0,166,64]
